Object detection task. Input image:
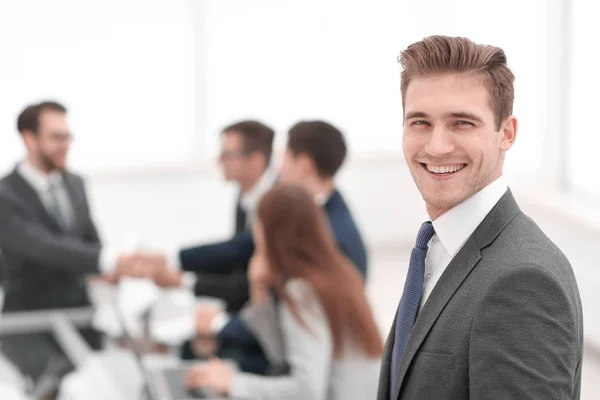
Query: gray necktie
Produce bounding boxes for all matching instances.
[48,181,69,230]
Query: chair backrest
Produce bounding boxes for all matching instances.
[239,296,289,375]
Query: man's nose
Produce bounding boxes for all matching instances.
[425,127,455,157]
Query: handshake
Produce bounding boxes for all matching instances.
[105,251,184,288]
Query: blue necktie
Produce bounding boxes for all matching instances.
[390,221,435,396]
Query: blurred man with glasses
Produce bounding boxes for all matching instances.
[217,121,276,236]
[0,101,147,391]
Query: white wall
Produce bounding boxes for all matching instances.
[202,0,548,175]
[567,1,600,196]
[1,0,548,177]
[0,0,198,172]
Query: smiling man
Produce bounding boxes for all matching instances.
[378,36,583,400]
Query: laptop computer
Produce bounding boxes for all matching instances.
[113,308,228,400]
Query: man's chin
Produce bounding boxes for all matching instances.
[53,162,67,171]
[421,192,464,217]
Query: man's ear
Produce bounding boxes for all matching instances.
[248,151,268,170]
[21,130,37,149]
[296,153,316,175]
[499,115,517,151]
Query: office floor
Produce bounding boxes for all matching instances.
[367,248,600,399]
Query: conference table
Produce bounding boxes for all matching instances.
[0,306,187,399]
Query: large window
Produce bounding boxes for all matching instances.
[567,1,600,197]
[0,0,197,173]
[203,0,548,175]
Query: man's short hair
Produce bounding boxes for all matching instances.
[287,120,347,178]
[398,35,515,131]
[17,101,67,135]
[222,120,275,164]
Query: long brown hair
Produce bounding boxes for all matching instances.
[257,183,383,358]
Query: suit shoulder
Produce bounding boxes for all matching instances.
[504,211,571,271]
[64,171,85,184]
[479,211,578,303]
[0,176,9,192]
[0,174,17,199]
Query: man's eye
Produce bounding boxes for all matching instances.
[454,120,474,126]
[412,120,429,126]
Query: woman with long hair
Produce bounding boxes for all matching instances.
[185,183,383,399]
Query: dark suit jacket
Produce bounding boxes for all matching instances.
[378,190,584,400]
[179,189,368,278]
[0,166,101,311]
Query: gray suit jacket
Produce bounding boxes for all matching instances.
[378,190,583,400]
[0,166,101,312]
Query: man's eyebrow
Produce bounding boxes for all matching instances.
[404,111,431,120]
[404,111,485,123]
[444,112,484,123]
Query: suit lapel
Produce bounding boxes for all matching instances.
[377,313,397,400]
[8,168,62,232]
[392,190,520,398]
[392,240,482,398]
[61,173,84,235]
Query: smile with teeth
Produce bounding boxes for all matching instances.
[423,163,467,174]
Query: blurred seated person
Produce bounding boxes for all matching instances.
[0,101,152,387]
[185,184,383,399]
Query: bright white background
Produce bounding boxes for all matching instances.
[1,0,549,177]
[0,0,197,172]
[568,0,600,197]
[0,0,599,394]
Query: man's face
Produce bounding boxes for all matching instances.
[218,131,250,182]
[30,110,72,171]
[402,73,517,218]
[278,148,304,184]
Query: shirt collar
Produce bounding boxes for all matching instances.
[314,192,329,206]
[17,161,63,193]
[431,176,508,257]
[240,169,277,211]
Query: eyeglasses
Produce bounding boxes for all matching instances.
[219,150,247,160]
[44,133,74,144]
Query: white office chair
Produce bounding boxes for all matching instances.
[0,382,30,400]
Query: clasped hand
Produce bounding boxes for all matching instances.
[104,251,183,287]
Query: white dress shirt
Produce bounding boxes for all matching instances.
[17,161,118,274]
[421,176,508,309]
[238,169,277,230]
